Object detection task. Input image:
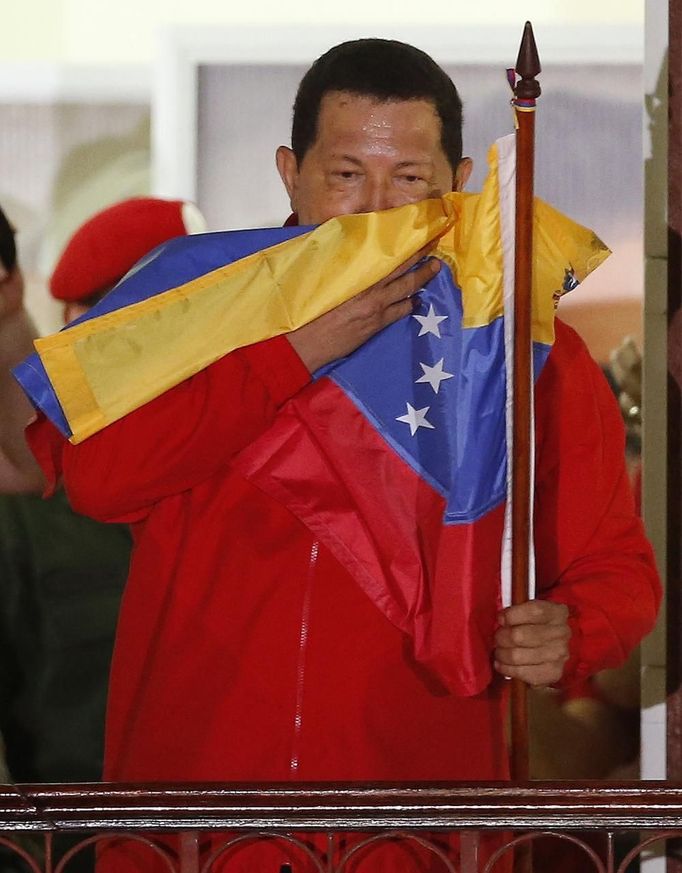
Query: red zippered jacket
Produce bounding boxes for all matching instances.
[27,320,660,872]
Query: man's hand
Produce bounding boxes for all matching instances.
[288,244,440,373]
[494,600,571,687]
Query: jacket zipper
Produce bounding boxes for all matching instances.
[290,539,319,776]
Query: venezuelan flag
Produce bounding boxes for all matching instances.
[14,136,609,694]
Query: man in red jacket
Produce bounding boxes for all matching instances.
[28,40,659,873]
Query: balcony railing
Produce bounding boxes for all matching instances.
[1,781,682,871]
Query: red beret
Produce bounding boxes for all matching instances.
[50,197,204,302]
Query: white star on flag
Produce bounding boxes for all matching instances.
[412,303,448,338]
[416,358,454,394]
[396,403,435,436]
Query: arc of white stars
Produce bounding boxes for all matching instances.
[412,303,448,338]
[416,358,454,394]
[396,403,435,436]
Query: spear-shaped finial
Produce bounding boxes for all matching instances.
[514,21,542,101]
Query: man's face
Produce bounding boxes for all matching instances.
[277,91,472,225]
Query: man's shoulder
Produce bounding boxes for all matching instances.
[550,318,597,369]
[536,317,625,446]
[535,318,601,403]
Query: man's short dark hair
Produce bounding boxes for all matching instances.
[0,205,16,274]
[292,39,463,170]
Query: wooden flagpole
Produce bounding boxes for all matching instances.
[509,20,540,873]
[509,20,541,786]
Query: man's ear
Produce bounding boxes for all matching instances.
[453,157,473,192]
[276,146,299,210]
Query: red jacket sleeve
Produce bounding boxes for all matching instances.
[534,320,661,686]
[28,335,310,524]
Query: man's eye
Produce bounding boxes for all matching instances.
[400,175,426,184]
[334,171,359,180]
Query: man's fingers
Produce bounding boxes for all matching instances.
[493,598,571,687]
[495,641,569,668]
[495,621,570,649]
[352,256,439,332]
[381,241,439,285]
[381,257,440,307]
[376,297,415,329]
[347,257,437,323]
[498,600,569,627]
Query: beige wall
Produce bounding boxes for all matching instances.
[4,0,643,64]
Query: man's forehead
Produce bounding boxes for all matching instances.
[315,91,441,134]
[302,92,448,169]
[319,89,438,112]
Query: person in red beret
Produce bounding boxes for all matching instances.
[0,198,204,805]
[50,196,205,323]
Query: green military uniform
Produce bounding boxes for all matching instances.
[0,489,130,783]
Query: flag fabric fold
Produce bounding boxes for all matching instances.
[14,136,610,695]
